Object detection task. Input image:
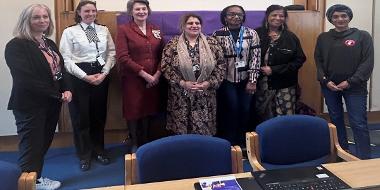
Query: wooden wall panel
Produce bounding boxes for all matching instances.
[293,0,325,11]
[293,0,307,7]
[307,0,319,11]
[288,11,323,114]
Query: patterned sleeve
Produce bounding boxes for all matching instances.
[160,37,183,85]
[248,29,261,83]
[207,37,226,89]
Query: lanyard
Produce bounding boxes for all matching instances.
[230,26,245,58]
[79,23,100,58]
[39,37,59,73]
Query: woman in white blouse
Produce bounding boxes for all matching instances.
[59,0,115,171]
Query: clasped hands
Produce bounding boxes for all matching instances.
[83,73,107,86]
[327,81,350,91]
[246,82,256,94]
[180,80,210,92]
[139,70,161,88]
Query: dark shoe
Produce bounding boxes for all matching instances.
[80,159,91,171]
[94,154,110,165]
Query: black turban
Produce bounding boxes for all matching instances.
[326,4,353,23]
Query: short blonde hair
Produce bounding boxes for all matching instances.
[126,0,151,16]
[13,4,54,41]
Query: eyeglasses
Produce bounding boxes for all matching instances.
[226,12,244,18]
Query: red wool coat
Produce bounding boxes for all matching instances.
[116,21,164,120]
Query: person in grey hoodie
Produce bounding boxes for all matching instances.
[314,4,374,159]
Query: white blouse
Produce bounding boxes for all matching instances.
[59,22,116,79]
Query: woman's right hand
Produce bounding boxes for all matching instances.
[261,66,272,76]
[83,75,98,85]
[146,71,161,88]
[138,70,157,88]
[326,81,341,91]
[139,70,154,82]
[61,91,72,103]
[180,80,202,91]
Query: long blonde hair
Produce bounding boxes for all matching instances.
[13,4,54,41]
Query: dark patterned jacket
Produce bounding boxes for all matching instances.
[212,26,261,83]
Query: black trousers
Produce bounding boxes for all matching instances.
[13,100,61,178]
[69,62,109,160]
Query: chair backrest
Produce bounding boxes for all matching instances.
[253,115,333,169]
[18,172,37,190]
[0,160,21,190]
[125,134,242,184]
[0,160,36,190]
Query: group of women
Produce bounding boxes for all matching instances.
[4,0,373,189]
[117,1,306,148]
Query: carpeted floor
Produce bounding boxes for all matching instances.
[368,123,380,131]
[0,144,128,190]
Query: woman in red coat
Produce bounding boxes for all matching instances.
[116,0,164,152]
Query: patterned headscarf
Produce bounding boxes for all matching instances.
[177,33,216,83]
[326,4,353,23]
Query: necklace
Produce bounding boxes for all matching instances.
[268,30,281,41]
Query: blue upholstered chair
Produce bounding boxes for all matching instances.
[246,115,360,171]
[125,134,243,185]
[0,160,36,190]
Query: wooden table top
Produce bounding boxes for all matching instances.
[89,158,380,190]
[322,158,380,188]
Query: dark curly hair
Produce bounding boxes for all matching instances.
[220,5,246,26]
[261,5,288,31]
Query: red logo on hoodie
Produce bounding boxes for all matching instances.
[345,39,356,47]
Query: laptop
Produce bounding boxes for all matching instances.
[252,166,351,190]
[194,166,378,190]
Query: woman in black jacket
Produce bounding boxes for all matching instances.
[255,5,306,122]
[315,4,373,159]
[5,4,71,189]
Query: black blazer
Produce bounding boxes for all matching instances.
[256,27,306,90]
[5,37,71,111]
